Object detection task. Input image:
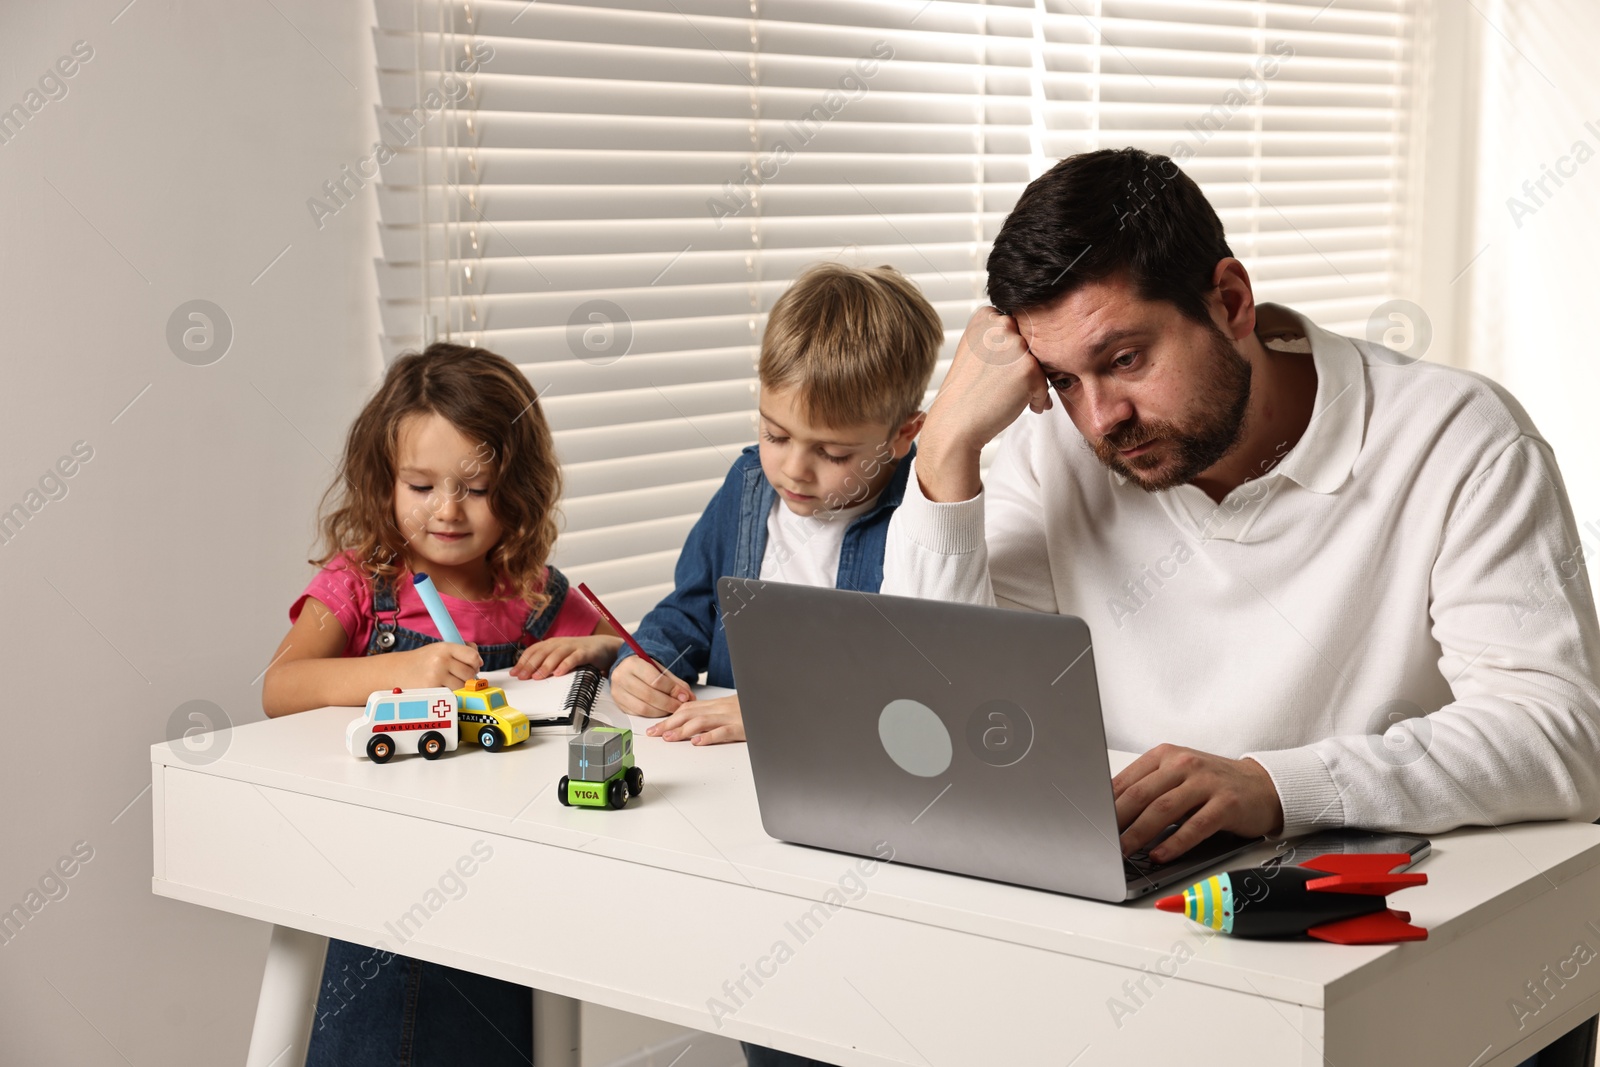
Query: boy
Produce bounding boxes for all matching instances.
[609,262,944,748]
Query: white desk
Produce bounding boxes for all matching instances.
[153,687,1600,1066]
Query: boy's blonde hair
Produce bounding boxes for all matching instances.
[759,263,944,429]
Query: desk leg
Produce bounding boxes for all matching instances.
[533,990,581,1067]
[245,925,328,1067]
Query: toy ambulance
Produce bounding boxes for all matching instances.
[347,687,460,763]
[557,726,643,809]
[454,678,530,751]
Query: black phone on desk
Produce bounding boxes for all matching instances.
[1265,828,1432,871]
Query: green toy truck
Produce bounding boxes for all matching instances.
[557,726,644,809]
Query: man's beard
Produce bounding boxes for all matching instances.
[1090,324,1252,492]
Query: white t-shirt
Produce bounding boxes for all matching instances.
[760,495,879,588]
[883,302,1600,839]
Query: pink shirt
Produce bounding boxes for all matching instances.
[291,552,600,658]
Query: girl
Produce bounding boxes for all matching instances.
[263,342,621,1065]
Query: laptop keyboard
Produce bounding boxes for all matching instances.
[1122,824,1180,881]
[1123,848,1160,877]
[1122,826,1257,887]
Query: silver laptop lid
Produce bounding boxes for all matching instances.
[718,578,1131,902]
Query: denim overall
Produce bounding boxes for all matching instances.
[365,567,573,667]
[305,568,576,1067]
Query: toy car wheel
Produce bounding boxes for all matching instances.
[366,735,394,764]
[479,726,503,751]
[608,778,629,810]
[625,766,644,797]
[556,775,571,806]
[419,731,446,760]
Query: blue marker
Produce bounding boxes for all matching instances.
[413,572,465,645]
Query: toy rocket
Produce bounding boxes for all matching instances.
[1155,853,1428,943]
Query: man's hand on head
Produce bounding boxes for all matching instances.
[917,306,1054,503]
[1112,744,1285,863]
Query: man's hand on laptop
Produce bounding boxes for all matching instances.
[645,694,746,746]
[917,306,1054,503]
[1112,744,1285,863]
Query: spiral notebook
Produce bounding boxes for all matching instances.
[476,665,602,729]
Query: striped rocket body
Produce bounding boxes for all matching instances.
[1180,872,1238,933]
[1159,865,1389,939]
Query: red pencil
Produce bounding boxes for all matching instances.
[577,582,664,672]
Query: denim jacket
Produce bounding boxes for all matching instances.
[616,443,917,689]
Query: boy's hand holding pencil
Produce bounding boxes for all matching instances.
[575,582,695,716]
[610,655,694,716]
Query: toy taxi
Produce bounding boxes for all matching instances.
[557,726,643,809]
[453,678,530,751]
[346,687,459,763]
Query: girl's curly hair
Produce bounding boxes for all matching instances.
[313,342,562,613]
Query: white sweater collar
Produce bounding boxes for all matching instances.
[1254,302,1367,496]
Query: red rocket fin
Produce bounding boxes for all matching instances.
[1299,853,1427,895]
[1307,908,1428,944]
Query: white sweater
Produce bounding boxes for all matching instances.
[883,304,1600,838]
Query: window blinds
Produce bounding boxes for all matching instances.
[373,0,1415,623]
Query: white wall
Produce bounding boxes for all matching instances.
[0,4,735,1064]
[0,2,378,1063]
[1456,0,1600,596]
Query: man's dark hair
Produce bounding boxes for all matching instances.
[986,148,1234,324]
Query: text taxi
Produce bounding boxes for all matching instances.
[455,678,530,751]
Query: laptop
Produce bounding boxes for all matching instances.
[716,577,1260,903]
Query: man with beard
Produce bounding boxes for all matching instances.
[881,146,1600,869]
